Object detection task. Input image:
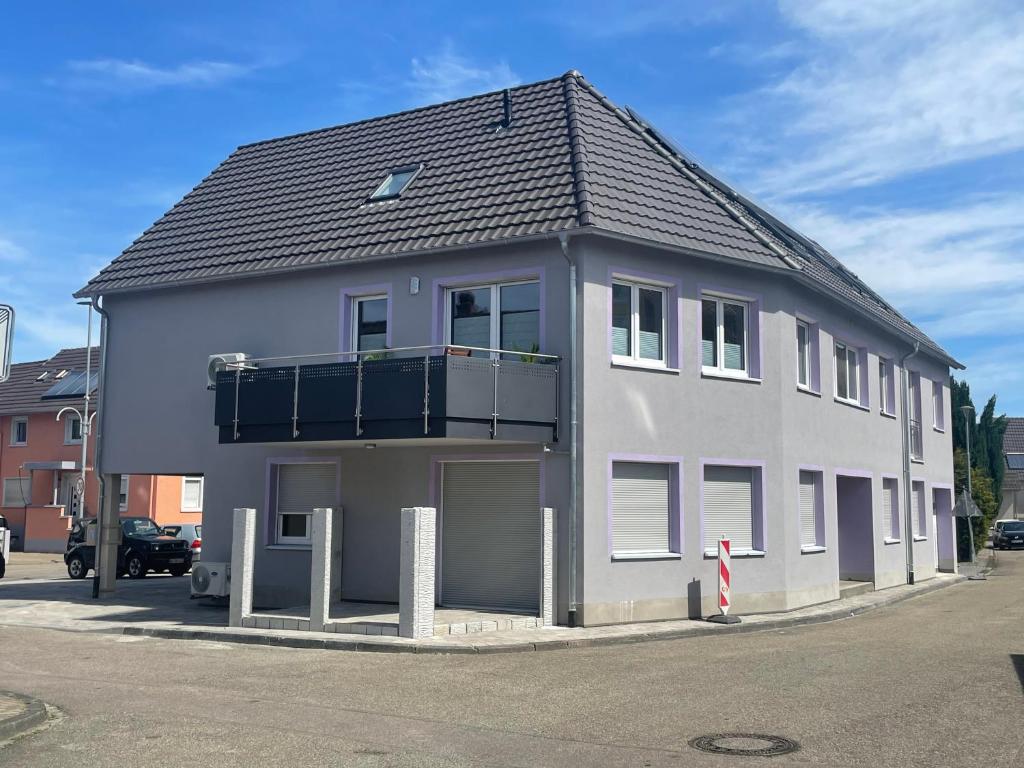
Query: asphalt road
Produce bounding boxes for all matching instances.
[0,554,1021,768]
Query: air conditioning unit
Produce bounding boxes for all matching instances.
[207,353,251,389]
[191,561,230,598]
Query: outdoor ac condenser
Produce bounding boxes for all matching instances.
[191,561,229,598]
[206,353,251,389]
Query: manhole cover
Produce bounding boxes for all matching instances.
[689,733,799,757]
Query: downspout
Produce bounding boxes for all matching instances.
[558,232,579,627]
[90,296,110,599]
[899,341,920,585]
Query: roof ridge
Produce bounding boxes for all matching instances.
[571,74,800,271]
[561,72,596,227]
[238,74,567,151]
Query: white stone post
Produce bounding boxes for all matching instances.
[229,507,256,628]
[541,507,555,626]
[399,507,436,639]
[309,507,334,632]
[97,473,122,594]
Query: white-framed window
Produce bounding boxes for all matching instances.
[882,477,900,541]
[10,416,27,446]
[912,480,926,539]
[610,461,677,557]
[611,280,668,366]
[446,280,540,358]
[798,469,825,550]
[796,320,811,389]
[2,477,31,507]
[119,476,129,512]
[932,380,945,431]
[702,464,763,555]
[834,341,861,404]
[702,294,750,377]
[181,476,204,512]
[351,295,388,353]
[274,462,337,546]
[879,358,896,416]
[64,415,82,445]
[909,372,924,461]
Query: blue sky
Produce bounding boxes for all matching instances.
[1,1,1022,411]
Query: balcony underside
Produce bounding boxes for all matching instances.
[214,354,558,446]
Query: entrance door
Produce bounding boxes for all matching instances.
[441,461,540,611]
[836,475,875,582]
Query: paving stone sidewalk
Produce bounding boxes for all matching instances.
[0,691,48,743]
[122,573,966,654]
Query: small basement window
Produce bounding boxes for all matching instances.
[369,165,421,201]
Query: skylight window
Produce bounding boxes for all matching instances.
[36,372,50,382]
[55,369,69,380]
[369,165,420,201]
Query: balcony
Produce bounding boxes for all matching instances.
[213,346,559,445]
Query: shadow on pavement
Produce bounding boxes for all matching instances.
[1011,655,1024,694]
[0,574,227,630]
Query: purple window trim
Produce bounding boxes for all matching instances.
[794,311,821,394]
[881,472,902,540]
[339,283,393,361]
[263,456,343,548]
[607,453,684,557]
[699,458,767,556]
[607,267,682,369]
[431,267,546,350]
[834,467,874,480]
[697,284,763,379]
[796,464,826,550]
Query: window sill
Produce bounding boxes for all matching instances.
[796,385,821,398]
[181,508,203,514]
[611,552,682,561]
[884,537,902,545]
[703,548,765,558]
[64,441,83,447]
[834,397,869,412]
[800,545,826,554]
[913,535,927,542]
[8,443,27,448]
[265,544,312,551]
[880,410,897,420]
[611,360,679,375]
[933,427,946,434]
[911,458,925,465]
[701,369,761,384]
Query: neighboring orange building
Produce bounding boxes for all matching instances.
[0,347,203,552]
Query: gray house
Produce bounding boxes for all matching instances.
[77,71,961,631]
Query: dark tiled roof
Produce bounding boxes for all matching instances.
[1004,418,1024,493]
[76,72,957,366]
[0,347,99,416]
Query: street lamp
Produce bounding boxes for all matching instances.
[53,301,95,521]
[960,405,975,564]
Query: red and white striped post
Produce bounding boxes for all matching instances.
[708,536,741,624]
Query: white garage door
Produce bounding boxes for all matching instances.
[441,461,540,612]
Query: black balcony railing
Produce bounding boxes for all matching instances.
[213,346,559,445]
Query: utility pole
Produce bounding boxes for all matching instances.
[961,405,975,564]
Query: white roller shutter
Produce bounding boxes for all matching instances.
[799,471,817,547]
[612,462,670,554]
[703,465,754,551]
[912,481,924,537]
[442,461,540,611]
[882,478,897,539]
[276,463,337,542]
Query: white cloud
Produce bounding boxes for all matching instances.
[64,58,252,91]
[0,237,27,262]
[408,44,519,104]
[726,0,1024,197]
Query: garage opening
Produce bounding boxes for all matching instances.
[836,475,875,583]
[440,461,540,612]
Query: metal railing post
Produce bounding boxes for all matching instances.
[422,354,430,435]
[232,366,241,440]
[355,356,364,436]
[490,357,500,439]
[291,364,300,438]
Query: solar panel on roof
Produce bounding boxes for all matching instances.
[40,370,98,400]
[1007,454,1024,470]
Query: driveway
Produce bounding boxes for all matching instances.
[0,553,1021,767]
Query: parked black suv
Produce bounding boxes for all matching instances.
[993,520,1024,550]
[64,517,192,579]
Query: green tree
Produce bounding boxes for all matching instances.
[954,448,998,558]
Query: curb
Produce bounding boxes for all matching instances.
[0,691,48,743]
[121,575,965,654]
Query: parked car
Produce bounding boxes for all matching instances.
[64,517,193,579]
[161,523,202,562]
[992,520,1024,550]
